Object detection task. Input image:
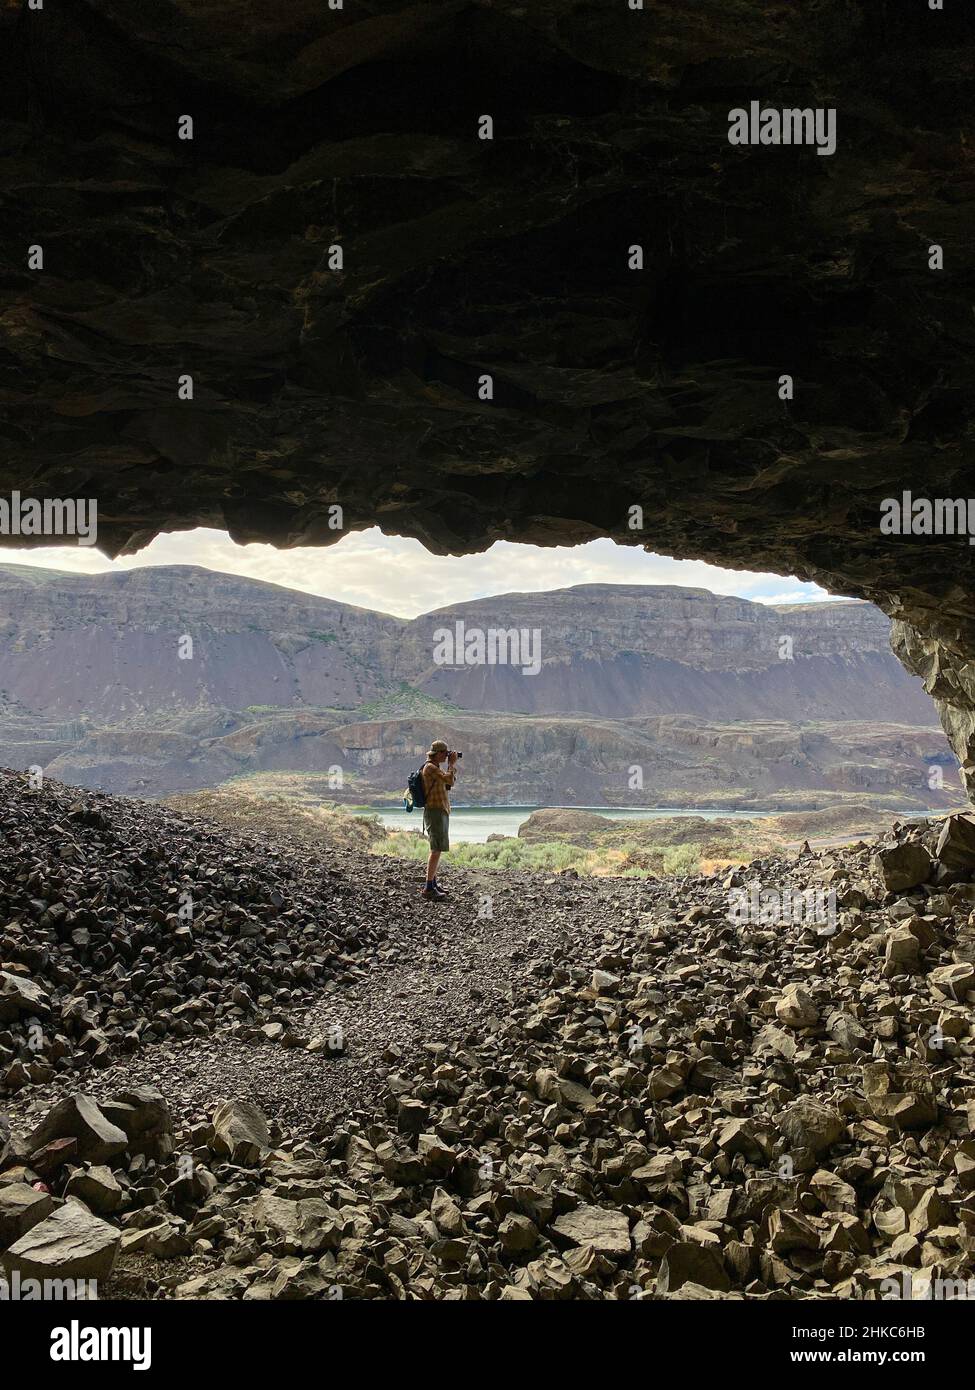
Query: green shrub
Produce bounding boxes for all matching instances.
[380,835,587,872]
[661,844,702,877]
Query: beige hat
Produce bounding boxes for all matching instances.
[426,739,449,759]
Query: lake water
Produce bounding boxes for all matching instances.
[366,804,764,844]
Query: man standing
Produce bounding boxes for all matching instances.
[421,739,457,901]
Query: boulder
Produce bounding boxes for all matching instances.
[2,1203,120,1282]
[935,814,975,874]
[769,1208,820,1254]
[550,1204,630,1257]
[0,972,50,1023]
[591,970,621,995]
[29,1138,78,1178]
[874,842,932,894]
[211,1100,270,1166]
[779,1098,845,1155]
[499,1213,539,1253]
[64,1166,124,1215]
[250,1193,342,1254]
[100,1087,172,1149]
[884,925,922,976]
[775,983,818,1029]
[826,1011,870,1053]
[0,1182,55,1247]
[809,1169,858,1214]
[27,1096,128,1165]
[120,1221,191,1258]
[928,963,975,998]
[862,1064,938,1129]
[657,1241,731,1294]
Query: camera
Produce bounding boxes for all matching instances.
[450,751,463,759]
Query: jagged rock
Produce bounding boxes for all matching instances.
[657,1242,731,1294]
[753,1024,798,1061]
[2,777,974,1304]
[928,963,975,998]
[775,984,819,1029]
[64,1166,123,1216]
[550,1205,630,1258]
[0,972,50,1023]
[884,925,923,976]
[29,1138,78,1179]
[717,1119,764,1162]
[120,1222,191,1259]
[1,1203,120,1282]
[499,1214,539,1254]
[862,1065,938,1129]
[591,970,621,996]
[935,815,975,874]
[0,772,388,1099]
[270,1260,333,1301]
[0,1182,55,1246]
[430,1188,465,1238]
[826,1012,870,1054]
[100,1088,173,1154]
[533,1069,598,1113]
[778,1099,845,1155]
[27,1096,128,1165]
[648,1064,687,1100]
[211,1100,270,1166]
[809,1171,858,1214]
[874,843,932,894]
[250,1193,342,1255]
[769,1209,820,1254]
[0,1115,11,1167]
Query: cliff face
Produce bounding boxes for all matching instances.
[299,713,957,811]
[405,586,934,721]
[28,709,958,809]
[0,564,958,803]
[0,564,936,723]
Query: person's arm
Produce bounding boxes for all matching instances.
[428,763,456,786]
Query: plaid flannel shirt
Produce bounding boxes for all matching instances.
[421,760,455,813]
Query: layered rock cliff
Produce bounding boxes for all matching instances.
[0,563,939,724]
[0,563,958,804]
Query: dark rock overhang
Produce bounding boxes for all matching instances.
[1,1,974,787]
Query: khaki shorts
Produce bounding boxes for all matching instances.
[423,807,450,852]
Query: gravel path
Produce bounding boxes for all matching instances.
[9,862,654,1133]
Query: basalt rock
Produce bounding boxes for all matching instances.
[3,808,975,1299]
[1,1202,121,1284]
[0,5,974,793]
[0,766,390,1095]
[874,841,933,894]
[935,814,975,875]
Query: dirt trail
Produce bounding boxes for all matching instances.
[8,866,651,1132]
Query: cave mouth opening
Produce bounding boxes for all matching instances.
[0,0,972,793]
[0,525,965,819]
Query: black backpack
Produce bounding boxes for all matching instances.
[404,765,427,812]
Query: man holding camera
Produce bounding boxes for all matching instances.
[421,739,458,901]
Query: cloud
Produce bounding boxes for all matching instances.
[0,528,835,617]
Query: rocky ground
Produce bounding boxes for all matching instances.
[3,769,975,1300]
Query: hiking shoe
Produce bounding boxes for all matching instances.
[421,884,446,901]
[433,879,449,895]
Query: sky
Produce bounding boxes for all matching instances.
[0,527,834,619]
